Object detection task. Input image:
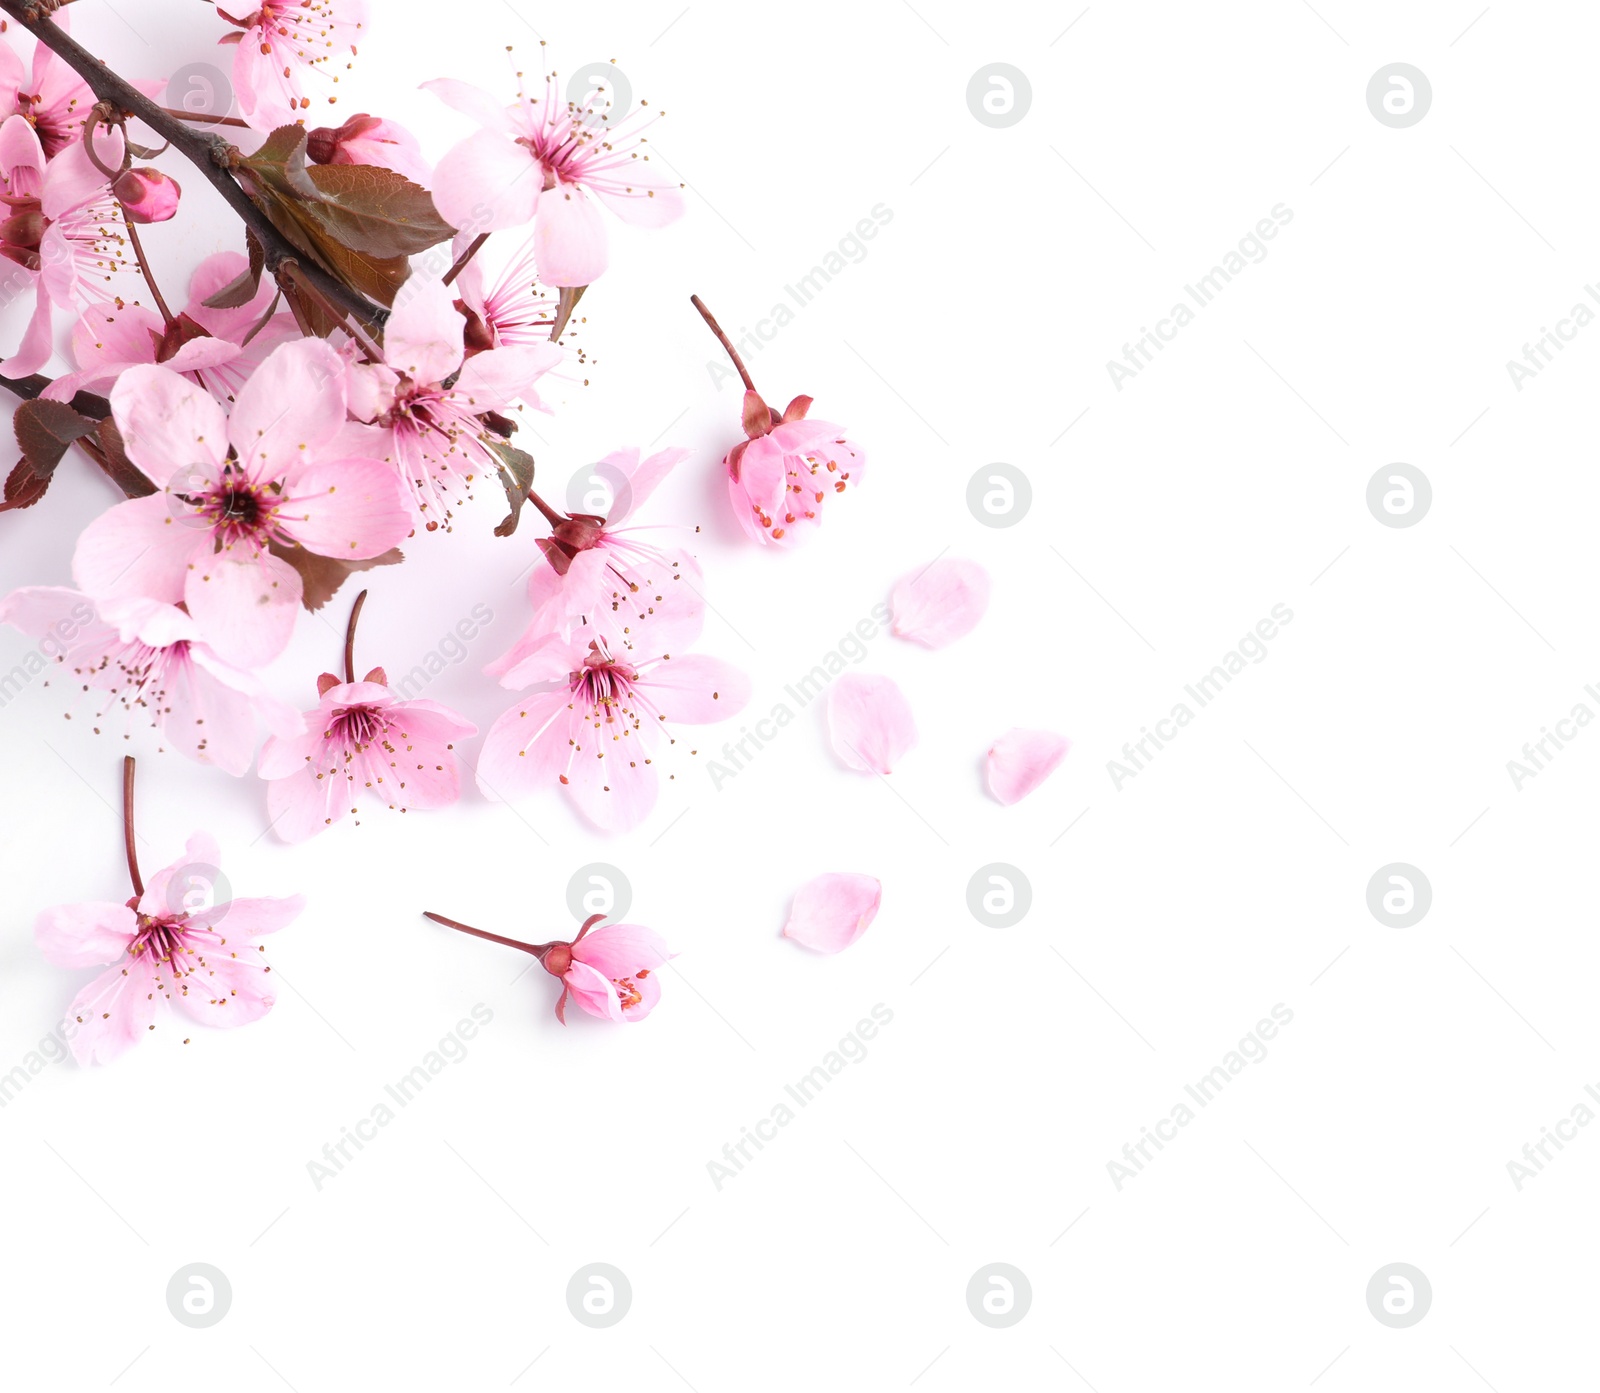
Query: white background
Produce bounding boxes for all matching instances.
[1,0,1596,1387]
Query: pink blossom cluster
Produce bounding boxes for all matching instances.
[4,2,1068,1056]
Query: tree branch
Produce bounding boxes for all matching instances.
[0,0,387,328]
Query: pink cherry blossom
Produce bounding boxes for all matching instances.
[986,729,1070,805]
[483,446,699,670]
[782,873,882,954]
[219,0,371,131]
[890,557,991,649]
[257,591,477,841]
[691,298,864,547]
[826,672,917,774]
[0,118,131,377]
[477,582,749,832]
[0,587,302,776]
[452,231,565,354]
[423,68,683,285]
[34,760,303,1066]
[72,339,412,668]
[307,113,431,184]
[0,9,96,158]
[42,251,299,404]
[425,911,671,1024]
[724,394,863,547]
[344,275,562,527]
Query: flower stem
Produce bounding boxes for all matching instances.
[122,219,175,324]
[525,489,566,528]
[442,233,489,288]
[344,589,368,685]
[423,912,548,956]
[158,105,251,130]
[689,294,757,393]
[122,755,143,898]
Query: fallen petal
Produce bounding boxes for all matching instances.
[783,873,882,953]
[890,557,991,649]
[987,728,1070,805]
[826,672,917,774]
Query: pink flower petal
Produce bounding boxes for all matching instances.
[184,550,301,668]
[430,126,541,234]
[890,557,992,649]
[381,276,465,386]
[570,923,671,979]
[278,457,411,559]
[986,728,1071,805]
[562,960,625,1021]
[826,672,918,774]
[35,901,135,968]
[642,655,751,724]
[228,338,349,477]
[65,957,159,1066]
[782,873,882,953]
[72,493,198,605]
[533,180,609,287]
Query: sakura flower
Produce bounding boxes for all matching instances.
[783,873,882,954]
[452,230,566,354]
[307,112,431,184]
[891,558,991,649]
[423,67,683,285]
[0,118,131,377]
[692,296,864,546]
[344,275,562,526]
[257,591,477,841]
[72,338,412,668]
[425,910,671,1024]
[219,0,370,131]
[826,672,917,775]
[0,587,303,775]
[484,446,700,670]
[34,758,303,1065]
[0,9,96,158]
[477,581,749,832]
[986,729,1070,805]
[42,251,299,404]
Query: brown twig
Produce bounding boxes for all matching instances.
[442,232,488,288]
[0,0,386,328]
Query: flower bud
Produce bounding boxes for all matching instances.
[112,167,181,224]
